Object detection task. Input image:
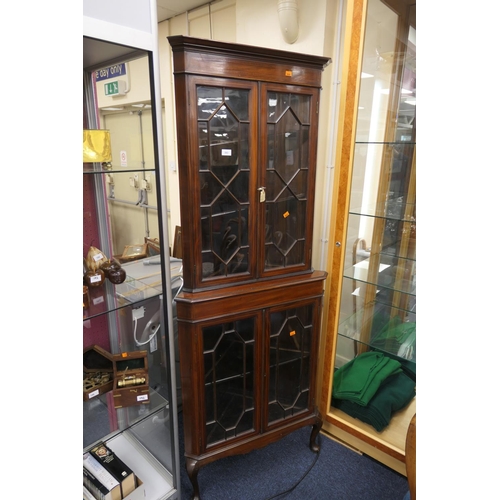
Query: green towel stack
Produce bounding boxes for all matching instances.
[333,352,402,406]
[332,351,416,431]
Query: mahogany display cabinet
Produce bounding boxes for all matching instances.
[167,36,331,499]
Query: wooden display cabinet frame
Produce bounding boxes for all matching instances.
[176,272,326,499]
[169,36,331,499]
[317,0,416,476]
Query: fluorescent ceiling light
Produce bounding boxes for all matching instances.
[101,107,124,111]
[380,88,413,95]
[405,99,416,106]
[354,261,390,272]
[361,72,374,78]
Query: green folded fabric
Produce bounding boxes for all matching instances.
[332,352,402,406]
[370,317,416,358]
[374,349,416,381]
[333,370,416,431]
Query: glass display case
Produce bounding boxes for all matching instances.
[83,33,180,499]
[319,0,416,475]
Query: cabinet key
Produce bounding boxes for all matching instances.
[258,187,266,202]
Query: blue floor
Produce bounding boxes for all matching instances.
[178,413,409,500]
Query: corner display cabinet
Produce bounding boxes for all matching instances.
[318,0,416,476]
[83,15,180,498]
[168,36,330,499]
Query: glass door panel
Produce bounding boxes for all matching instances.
[263,89,314,273]
[267,304,314,425]
[203,316,257,447]
[197,85,252,282]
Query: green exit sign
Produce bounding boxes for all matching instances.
[104,80,126,96]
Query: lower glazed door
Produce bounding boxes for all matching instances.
[201,312,262,450]
[265,299,320,429]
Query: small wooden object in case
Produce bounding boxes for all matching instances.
[83,345,114,401]
[112,351,149,408]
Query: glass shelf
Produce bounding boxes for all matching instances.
[84,165,157,174]
[354,140,416,146]
[83,388,170,450]
[337,300,416,363]
[84,263,163,321]
[348,203,416,222]
[84,258,183,320]
[342,255,416,296]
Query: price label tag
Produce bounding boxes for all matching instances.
[90,274,102,283]
[290,330,296,336]
[283,211,290,218]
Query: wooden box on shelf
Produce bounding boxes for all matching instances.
[112,351,150,408]
[119,244,148,263]
[83,345,114,401]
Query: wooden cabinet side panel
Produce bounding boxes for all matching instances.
[178,321,202,456]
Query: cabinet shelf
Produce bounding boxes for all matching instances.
[84,166,157,174]
[106,431,175,500]
[84,258,183,320]
[348,205,416,222]
[342,256,416,296]
[354,140,416,146]
[83,275,162,321]
[337,295,415,360]
[84,261,161,320]
[83,388,170,449]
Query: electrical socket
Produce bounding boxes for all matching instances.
[132,306,145,321]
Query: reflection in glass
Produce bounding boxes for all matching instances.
[197,86,251,279]
[268,305,313,424]
[265,91,311,271]
[333,0,416,391]
[203,318,256,446]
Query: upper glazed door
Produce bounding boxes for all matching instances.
[187,76,259,289]
[259,83,320,278]
[183,78,320,290]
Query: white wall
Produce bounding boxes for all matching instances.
[236,0,329,54]
[158,0,341,267]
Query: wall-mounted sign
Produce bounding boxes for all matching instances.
[120,150,128,167]
[104,80,127,96]
[95,63,127,81]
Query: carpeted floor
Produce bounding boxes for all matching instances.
[178,412,409,500]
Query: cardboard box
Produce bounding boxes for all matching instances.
[83,345,114,401]
[113,350,150,408]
